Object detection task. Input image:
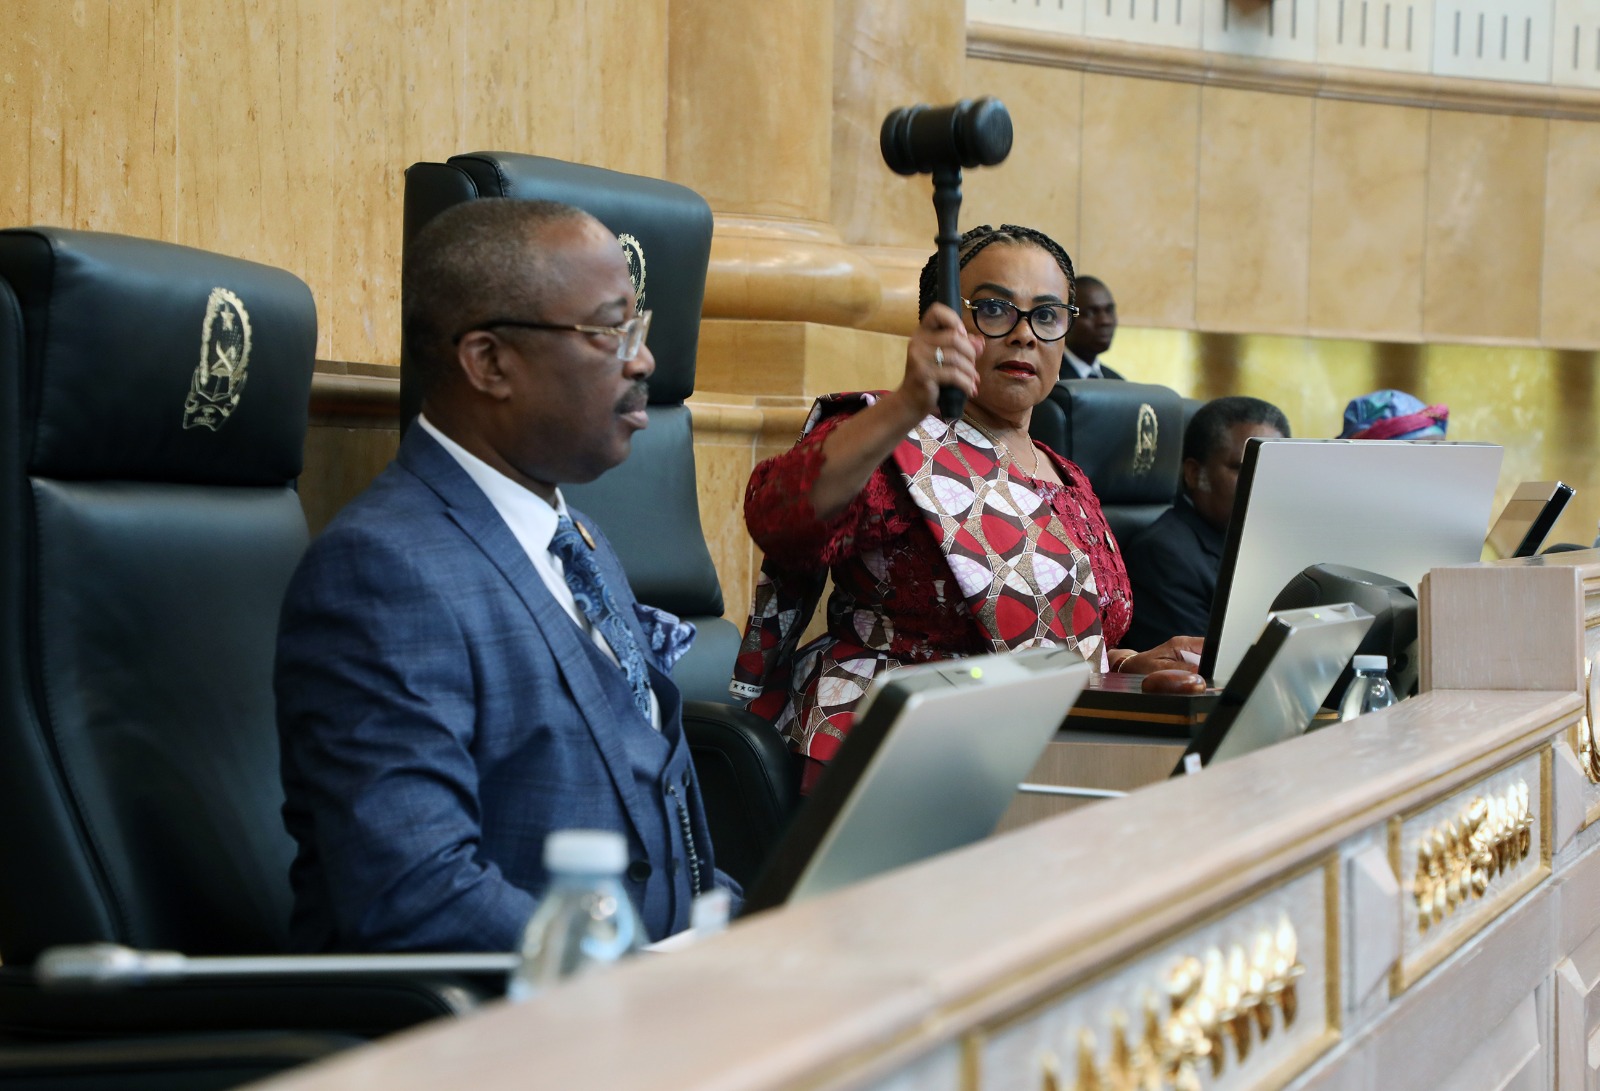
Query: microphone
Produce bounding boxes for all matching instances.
[880,98,1014,421]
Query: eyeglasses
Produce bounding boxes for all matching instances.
[452,310,653,361]
[962,297,1078,342]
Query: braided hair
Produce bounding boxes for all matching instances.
[916,223,1077,318]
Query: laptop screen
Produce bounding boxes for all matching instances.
[1484,480,1572,559]
[1178,603,1374,773]
[1199,439,1502,686]
[742,648,1092,914]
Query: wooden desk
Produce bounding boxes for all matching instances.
[251,552,1600,1091]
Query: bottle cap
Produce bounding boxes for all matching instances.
[543,830,628,874]
[1352,654,1388,672]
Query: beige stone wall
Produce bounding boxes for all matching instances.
[961,29,1600,552]
[7,2,1600,619]
[1,1,670,367]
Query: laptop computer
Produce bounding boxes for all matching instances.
[1177,602,1374,774]
[1200,439,1502,686]
[1484,480,1573,559]
[742,647,1092,914]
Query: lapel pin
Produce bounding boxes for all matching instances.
[576,520,597,550]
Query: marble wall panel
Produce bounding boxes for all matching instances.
[175,0,336,352]
[1541,119,1600,347]
[1195,86,1315,334]
[960,56,1083,258]
[1308,98,1430,340]
[1076,72,1200,330]
[833,0,966,251]
[1422,110,1549,343]
[1,0,671,367]
[667,0,831,221]
[2,3,178,235]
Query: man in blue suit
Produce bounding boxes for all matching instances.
[276,198,736,952]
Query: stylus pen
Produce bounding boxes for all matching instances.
[35,943,519,988]
[1016,782,1128,799]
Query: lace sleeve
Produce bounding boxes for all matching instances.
[745,413,914,569]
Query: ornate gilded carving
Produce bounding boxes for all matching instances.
[1046,915,1304,1090]
[1411,780,1533,933]
[1580,654,1600,784]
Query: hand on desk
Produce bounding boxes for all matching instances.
[1141,669,1208,695]
[1113,636,1207,694]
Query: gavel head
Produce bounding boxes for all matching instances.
[880,97,1013,176]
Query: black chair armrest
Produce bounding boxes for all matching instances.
[683,702,800,888]
[0,1031,360,1091]
[0,965,501,1042]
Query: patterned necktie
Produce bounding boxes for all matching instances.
[549,516,653,722]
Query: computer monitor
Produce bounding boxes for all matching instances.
[1200,439,1502,686]
[1484,480,1573,559]
[1178,603,1374,773]
[742,647,1092,914]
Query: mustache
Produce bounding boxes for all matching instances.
[615,380,650,414]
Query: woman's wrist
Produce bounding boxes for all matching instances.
[1109,650,1135,673]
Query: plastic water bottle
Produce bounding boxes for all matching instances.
[1338,655,1398,722]
[507,830,646,1001]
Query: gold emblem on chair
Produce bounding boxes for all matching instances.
[1132,403,1159,475]
[618,233,647,312]
[183,287,252,431]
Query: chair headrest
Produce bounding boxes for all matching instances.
[1029,380,1185,505]
[0,228,315,486]
[413,153,712,406]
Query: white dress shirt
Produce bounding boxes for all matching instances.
[418,415,661,729]
[1063,348,1106,380]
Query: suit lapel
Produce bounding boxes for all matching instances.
[398,428,653,837]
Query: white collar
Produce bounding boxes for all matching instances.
[417,414,566,560]
[1063,348,1102,380]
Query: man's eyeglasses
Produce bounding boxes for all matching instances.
[452,310,653,361]
[962,297,1078,343]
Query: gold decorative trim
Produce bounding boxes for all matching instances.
[967,22,1600,122]
[1580,654,1600,787]
[968,859,1338,1091]
[1389,747,1553,995]
[1045,917,1307,1090]
[1409,780,1533,933]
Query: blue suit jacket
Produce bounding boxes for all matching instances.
[276,426,731,952]
[1123,497,1225,650]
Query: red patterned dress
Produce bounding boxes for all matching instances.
[732,394,1132,787]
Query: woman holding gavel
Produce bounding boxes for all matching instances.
[732,223,1204,790]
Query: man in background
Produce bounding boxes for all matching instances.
[1063,275,1123,379]
[1123,396,1290,649]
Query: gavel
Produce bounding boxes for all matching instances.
[880,97,1013,421]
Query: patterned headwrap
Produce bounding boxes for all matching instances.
[1339,389,1449,440]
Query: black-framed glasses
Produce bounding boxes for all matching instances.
[962,297,1078,342]
[452,309,653,361]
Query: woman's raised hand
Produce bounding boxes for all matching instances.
[894,303,982,422]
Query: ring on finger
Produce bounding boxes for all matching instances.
[934,346,944,368]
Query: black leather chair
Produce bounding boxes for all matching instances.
[402,153,797,888]
[1028,379,1188,542]
[0,228,486,1085]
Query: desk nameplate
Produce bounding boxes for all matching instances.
[966,861,1337,1091]
[1389,746,1551,995]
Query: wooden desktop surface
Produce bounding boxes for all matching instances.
[251,552,1600,1091]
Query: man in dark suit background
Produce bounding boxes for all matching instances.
[1123,396,1289,649]
[1062,275,1124,380]
[275,198,736,953]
